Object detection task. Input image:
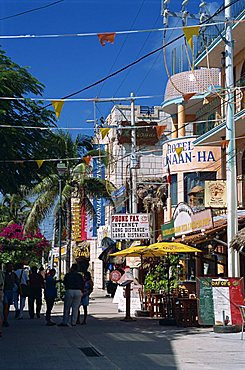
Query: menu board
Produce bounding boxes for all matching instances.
[197,277,244,326]
[197,277,214,325]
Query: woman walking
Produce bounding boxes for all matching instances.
[77,271,93,325]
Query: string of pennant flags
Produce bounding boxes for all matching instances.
[0,19,243,42]
[0,137,232,167]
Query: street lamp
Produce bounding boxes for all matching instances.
[57,161,67,298]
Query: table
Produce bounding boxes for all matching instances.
[174,297,198,327]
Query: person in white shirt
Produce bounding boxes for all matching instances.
[14,263,29,319]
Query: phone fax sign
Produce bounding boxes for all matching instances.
[111,214,150,240]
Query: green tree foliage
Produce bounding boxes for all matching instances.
[0,48,57,194]
[144,255,179,293]
[24,131,116,234]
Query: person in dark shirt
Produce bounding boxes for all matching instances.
[44,268,57,326]
[28,266,44,319]
[58,264,84,327]
[3,262,18,327]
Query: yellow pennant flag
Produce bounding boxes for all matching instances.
[183,25,200,51]
[100,128,110,140]
[51,100,64,119]
[36,160,44,168]
[175,147,183,157]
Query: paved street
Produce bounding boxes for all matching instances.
[0,289,244,370]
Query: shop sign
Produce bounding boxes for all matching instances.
[73,243,90,260]
[161,203,213,239]
[162,137,220,173]
[205,180,227,208]
[197,277,244,326]
[111,213,150,240]
[118,121,159,146]
[110,270,122,283]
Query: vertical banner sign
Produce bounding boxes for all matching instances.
[197,277,244,326]
[81,205,87,240]
[92,144,106,237]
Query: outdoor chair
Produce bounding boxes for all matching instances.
[238,305,245,340]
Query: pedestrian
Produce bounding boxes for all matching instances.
[39,266,46,280]
[58,263,84,327]
[14,263,30,319]
[28,266,44,319]
[44,268,57,326]
[3,262,18,327]
[0,266,5,337]
[77,271,93,325]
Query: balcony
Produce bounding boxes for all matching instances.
[196,1,245,58]
[195,2,245,67]
[163,68,220,108]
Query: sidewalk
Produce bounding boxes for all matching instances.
[0,289,244,370]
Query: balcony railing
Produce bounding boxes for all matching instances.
[195,0,245,58]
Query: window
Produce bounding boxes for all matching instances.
[170,174,178,206]
[184,171,216,204]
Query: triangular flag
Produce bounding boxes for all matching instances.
[221,139,230,149]
[203,97,210,105]
[51,100,64,119]
[183,25,200,51]
[36,160,44,168]
[156,125,166,139]
[83,156,91,165]
[183,92,196,102]
[100,128,110,139]
[167,162,171,186]
[97,33,116,46]
[175,147,183,157]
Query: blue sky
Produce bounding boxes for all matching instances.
[0,0,222,138]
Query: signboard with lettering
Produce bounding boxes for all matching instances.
[197,277,244,326]
[161,203,213,239]
[205,180,227,208]
[162,137,221,174]
[118,121,159,146]
[111,213,150,240]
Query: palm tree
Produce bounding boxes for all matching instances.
[24,132,116,269]
[0,190,31,228]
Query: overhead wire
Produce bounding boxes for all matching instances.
[0,0,64,21]
[97,0,146,98]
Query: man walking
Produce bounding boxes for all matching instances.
[28,266,44,319]
[58,264,84,327]
[3,262,18,327]
[44,268,57,326]
[14,263,29,319]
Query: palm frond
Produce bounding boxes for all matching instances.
[83,178,116,200]
[29,174,58,196]
[24,188,57,234]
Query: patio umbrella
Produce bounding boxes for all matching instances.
[147,242,201,254]
[110,245,166,258]
[146,241,202,320]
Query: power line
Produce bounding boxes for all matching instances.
[0,0,64,21]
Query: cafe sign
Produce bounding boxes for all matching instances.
[111,213,150,240]
[161,202,213,239]
[205,180,227,208]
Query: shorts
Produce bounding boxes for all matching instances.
[3,290,14,305]
[81,295,89,307]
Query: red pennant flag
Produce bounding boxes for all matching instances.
[183,92,196,102]
[167,162,171,185]
[97,33,116,46]
[221,139,230,149]
[156,125,167,139]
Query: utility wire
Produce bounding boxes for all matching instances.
[0,0,64,21]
